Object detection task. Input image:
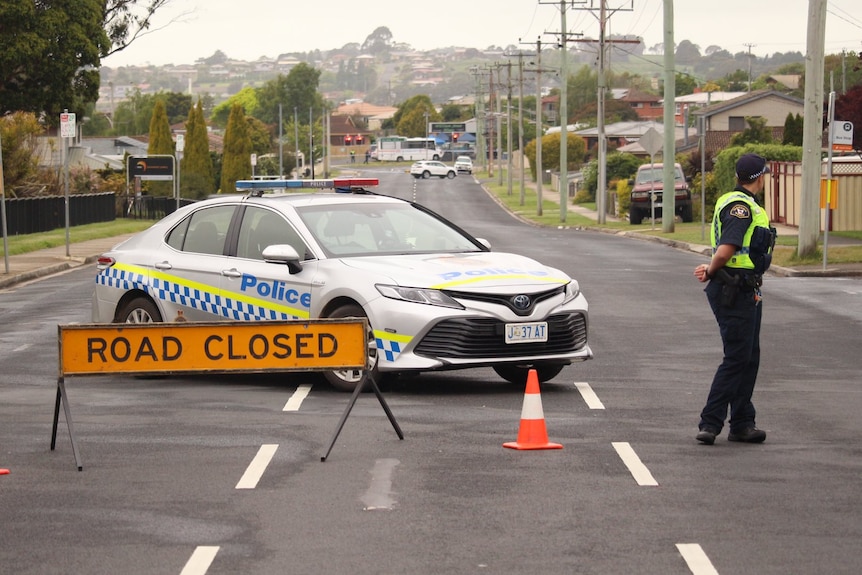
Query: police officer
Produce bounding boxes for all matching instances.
[693,153,776,445]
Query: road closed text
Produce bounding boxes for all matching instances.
[59,320,367,376]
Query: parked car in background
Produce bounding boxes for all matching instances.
[410,160,457,179]
[628,163,693,225]
[91,178,592,392]
[454,156,473,174]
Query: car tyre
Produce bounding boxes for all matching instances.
[323,304,380,393]
[422,171,431,179]
[446,171,456,179]
[493,363,565,385]
[117,296,163,323]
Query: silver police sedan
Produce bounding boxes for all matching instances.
[92,178,592,391]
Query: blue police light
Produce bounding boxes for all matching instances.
[235,178,379,192]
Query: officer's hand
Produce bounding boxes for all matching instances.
[694,263,710,283]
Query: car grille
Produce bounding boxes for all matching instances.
[444,286,565,316]
[414,313,588,359]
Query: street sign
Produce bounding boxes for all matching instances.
[127,155,175,181]
[175,134,184,152]
[638,127,663,157]
[832,121,854,151]
[60,113,76,138]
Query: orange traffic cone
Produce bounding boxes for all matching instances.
[503,369,563,450]
[0,468,9,476]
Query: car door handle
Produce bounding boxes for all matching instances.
[222,268,242,278]
[154,261,172,270]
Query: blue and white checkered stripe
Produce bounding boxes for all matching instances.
[373,331,412,363]
[100,264,307,321]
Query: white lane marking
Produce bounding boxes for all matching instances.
[235,444,278,489]
[362,458,399,510]
[283,384,312,411]
[574,381,605,409]
[13,344,31,353]
[180,546,219,575]
[612,442,658,486]
[676,543,720,575]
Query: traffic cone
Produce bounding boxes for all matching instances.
[503,369,563,450]
[0,468,9,476]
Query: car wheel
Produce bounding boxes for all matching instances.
[422,171,431,179]
[117,296,163,323]
[396,156,404,162]
[493,363,565,386]
[323,304,379,393]
[446,171,455,179]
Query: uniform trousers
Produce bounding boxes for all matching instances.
[699,279,762,433]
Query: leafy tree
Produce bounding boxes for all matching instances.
[392,95,439,137]
[581,152,641,199]
[147,99,175,196]
[675,40,702,64]
[0,112,44,197]
[834,84,862,150]
[523,132,587,182]
[220,103,252,194]
[782,113,804,146]
[361,26,393,55]
[729,116,773,146]
[675,72,698,96]
[211,87,259,128]
[0,0,108,122]
[180,99,214,199]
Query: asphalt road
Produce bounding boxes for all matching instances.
[1,168,860,574]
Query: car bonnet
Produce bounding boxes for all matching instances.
[336,251,570,292]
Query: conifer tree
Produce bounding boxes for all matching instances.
[220,103,252,194]
[147,99,175,196]
[181,99,215,199]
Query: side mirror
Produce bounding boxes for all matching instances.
[262,244,303,274]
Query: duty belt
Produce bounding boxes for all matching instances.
[715,268,762,289]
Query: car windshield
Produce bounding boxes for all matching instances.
[636,167,684,185]
[296,202,484,257]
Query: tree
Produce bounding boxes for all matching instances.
[0,0,108,122]
[220,103,252,194]
[211,87,259,129]
[392,95,439,137]
[782,113,804,146]
[361,26,394,54]
[729,116,773,146]
[147,99,175,196]
[524,132,586,182]
[0,112,44,197]
[0,0,176,122]
[180,99,214,199]
[253,64,325,128]
[834,84,862,151]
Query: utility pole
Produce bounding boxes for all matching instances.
[799,0,828,258]
[506,61,513,196]
[471,67,489,173]
[744,43,756,91]
[568,0,636,225]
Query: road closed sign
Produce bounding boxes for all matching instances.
[58,320,367,376]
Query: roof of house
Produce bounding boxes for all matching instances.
[691,89,804,118]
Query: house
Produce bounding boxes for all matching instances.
[615,89,663,120]
[671,91,746,126]
[691,89,804,155]
[574,120,698,158]
[332,101,397,132]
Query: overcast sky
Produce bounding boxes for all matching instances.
[104,0,861,68]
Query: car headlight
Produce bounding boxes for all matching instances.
[376,284,465,309]
[563,280,581,303]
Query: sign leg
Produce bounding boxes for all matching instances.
[53,379,83,471]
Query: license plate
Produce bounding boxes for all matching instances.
[505,322,548,344]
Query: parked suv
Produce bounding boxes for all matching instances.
[628,163,693,224]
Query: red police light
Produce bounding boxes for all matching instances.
[356,134,363,144]
[453,133,459,142]
[344,135,352,145]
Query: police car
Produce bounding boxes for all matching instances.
[92,178,592,391]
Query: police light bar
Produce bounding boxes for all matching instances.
[235,178,378,191]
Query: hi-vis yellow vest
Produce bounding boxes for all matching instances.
[711,191,771,270]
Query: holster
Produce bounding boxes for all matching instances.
[715,268,741,307]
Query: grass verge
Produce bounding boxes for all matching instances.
[1,220,156,257]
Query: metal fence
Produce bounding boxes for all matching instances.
[2,193,196,236]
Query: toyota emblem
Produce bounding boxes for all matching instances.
[512,294,531,310]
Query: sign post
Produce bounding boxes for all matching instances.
[60,111,76,256]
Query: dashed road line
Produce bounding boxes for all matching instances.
[574,381,605,409]
[283,384,312,411]
[180,545,219,575]
[235,444,278,489]
[361,458,399,510]
[612,442,658,486]
[676,543,720,575]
